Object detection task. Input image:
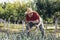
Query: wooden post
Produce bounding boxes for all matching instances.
[46,21,47,30]
[22,20,25,32]
[55,17,58,33]
[4,19,6,27]
[17,20,20,24]
[8,18,10,28]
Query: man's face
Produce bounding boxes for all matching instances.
[27,9,31,13]
[28,13,33,17]
[26,8,33,17]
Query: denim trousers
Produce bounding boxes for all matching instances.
[26,22,44,37]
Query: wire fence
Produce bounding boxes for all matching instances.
[0,18,60,40]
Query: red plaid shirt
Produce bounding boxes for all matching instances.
[26,11,40,21]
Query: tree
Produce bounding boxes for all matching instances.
[36,0,60,22]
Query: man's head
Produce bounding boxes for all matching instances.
[25,8,33,14]
[25,8,33,17]
[27,8,32,13]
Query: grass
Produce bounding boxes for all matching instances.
[0,23,60,40]
[0,30,60,40]
[0,22,60,33]
[0,23,60,32]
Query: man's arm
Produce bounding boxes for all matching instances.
[36,17,43,27]
[32,11,40,23]
[31,19,39,23]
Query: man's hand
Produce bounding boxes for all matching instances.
[32,19,39,23]
[26,19,39,23]
[36,17,43,27]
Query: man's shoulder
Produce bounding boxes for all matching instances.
[32,11,38,14]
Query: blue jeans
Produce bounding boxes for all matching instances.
[26,22,44,37]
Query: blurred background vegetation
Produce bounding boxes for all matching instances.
[0,0,60,23]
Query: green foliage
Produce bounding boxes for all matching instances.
[0,2,27,22]
[0,0,60,23]
[36,0,60,22]
[0,31,60,40]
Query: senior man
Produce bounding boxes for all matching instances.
[25,8,44,38]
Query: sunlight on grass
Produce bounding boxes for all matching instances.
[0,23,60,33]
[0,23,60,40]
